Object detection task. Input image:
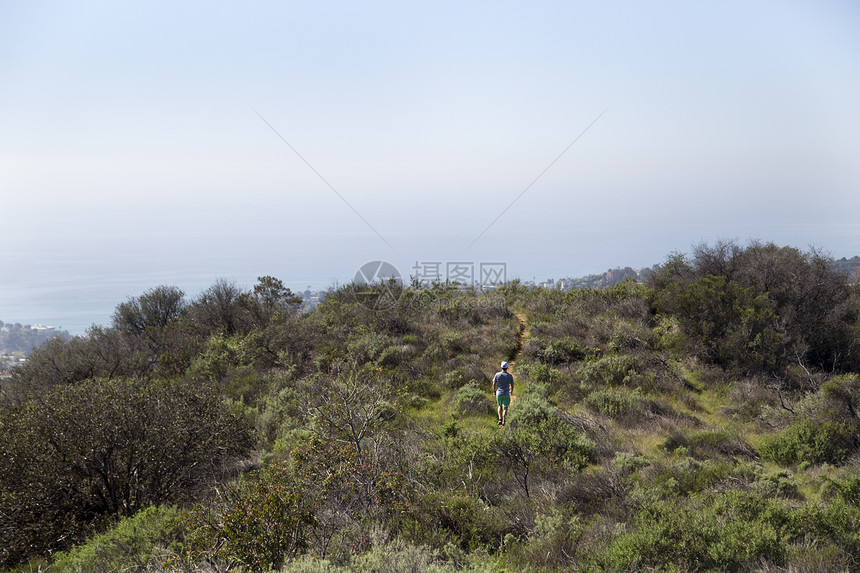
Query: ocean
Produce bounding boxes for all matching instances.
[0,231,567,336]
[6,225,851,337]
[1,236,355,336]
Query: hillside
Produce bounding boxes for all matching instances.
[0,322,67,356]
[3,243,860,572]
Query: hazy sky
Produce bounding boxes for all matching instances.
[3,0,860,329]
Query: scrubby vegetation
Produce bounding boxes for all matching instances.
[3,243,860,572]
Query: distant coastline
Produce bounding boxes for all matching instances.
[4,256,858,351]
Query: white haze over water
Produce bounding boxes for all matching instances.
[2,1,860,334]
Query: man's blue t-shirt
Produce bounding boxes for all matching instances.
[494,371,513,396]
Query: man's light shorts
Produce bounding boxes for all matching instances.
[496,394,511,408]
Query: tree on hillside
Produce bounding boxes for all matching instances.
[305,364,400,467]
[732,243,858,371]
[5,327,147,396]
[241,275,304,327]
[113,285,186,337]
[649,240,860,373]
[191,278,246,336]
[655,275,783,371]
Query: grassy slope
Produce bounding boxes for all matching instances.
[19,282,860,572]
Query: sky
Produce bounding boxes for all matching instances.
[2,1,860,332]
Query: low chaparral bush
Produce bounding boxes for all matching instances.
[759,419,853,466]
[50,506,182,573]
[454,382,493,416]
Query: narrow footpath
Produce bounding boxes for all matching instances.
[505,309,530,403]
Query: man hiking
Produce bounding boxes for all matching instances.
[493,361,514,426]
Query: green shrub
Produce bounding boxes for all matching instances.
[577,354,640,386]
[507,393,554,427]
[535,337,589,368]
[601,490,787,571]
[454,382,493,416]
[51,506,182,573]
[409,377,443,400]
[525,362,559,384]
[346,331,393,364]
[613,452,650,475]
[642,453,732,496]
[748,468,800,499]
[586,389,682,428]
[507,509,584,570]
[759,419,852,466]
[444,369,466,390]
[279,539,501,572]
[684,429,757,460]
[182,460,317,572]
[590,487,860,571]
[405,394,430,409]
[653,274,783,371]
[822,474,860,505]
[376,343,412,368]
[584,388,638,417]
[491,400,596,497]
[788,500,860,562]
[188,333,245,380]
[672,457,732,495]
[409,493,507,552]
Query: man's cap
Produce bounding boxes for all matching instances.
[501,361,509,369]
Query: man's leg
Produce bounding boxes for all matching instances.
[497,402,503,424]
[501,406,508,425]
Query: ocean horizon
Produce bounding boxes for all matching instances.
[5,227,856,337]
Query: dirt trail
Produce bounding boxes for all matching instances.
[505,309,530,401]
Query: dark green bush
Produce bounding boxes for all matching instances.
[648,241,860,374]
[822,474,860,505]
[408,493,508,552]
[788,500,860,562]
[489,398,595,497]
[409,377,443,400]
[596,491,860,571]
[759,419,853,466]
[524,361,560,384]
[0,377,254,568]
[654,274,783,371]
[535,337,589,370]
